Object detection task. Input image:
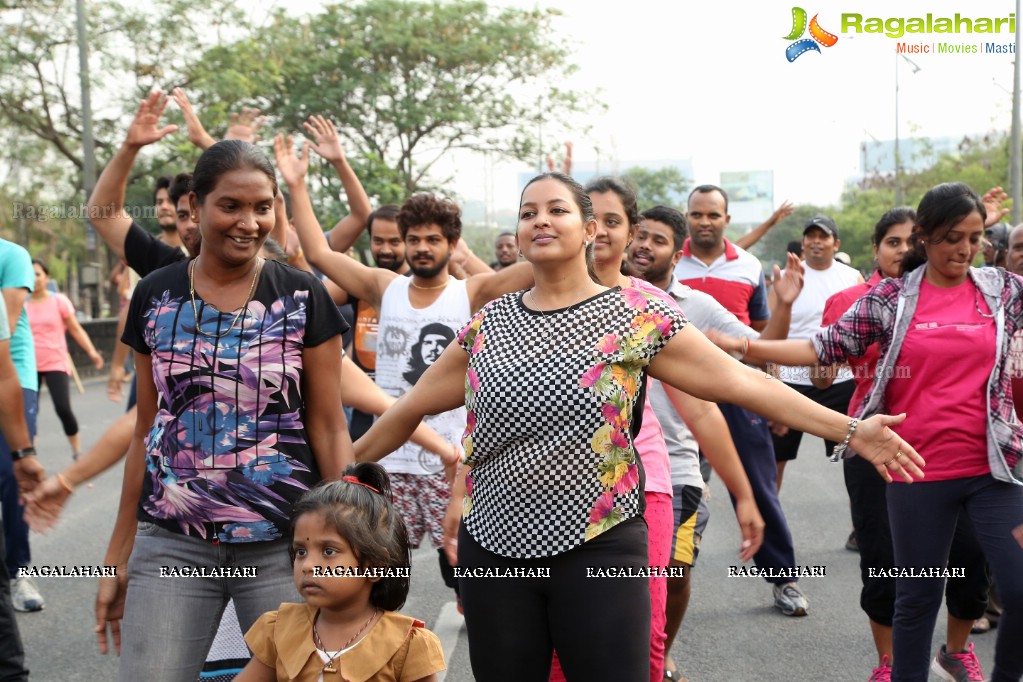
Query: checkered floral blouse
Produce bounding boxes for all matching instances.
[456,284,687,559]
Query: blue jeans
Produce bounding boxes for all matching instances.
[888,475,1023,682]
[119,522,300,682]
[0,388,37,576]
[0,521,27,681]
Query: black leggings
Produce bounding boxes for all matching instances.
[844,454,988,625]
[458,517,650,681]
[38,371,78,437]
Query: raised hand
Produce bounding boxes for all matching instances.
[225,107,265,144]
[546,141,573,175]
[768,201,795,226]
[272,134,310,188]
[303,115,346,164]
[171,88,216,150]
[773,252,805,306]
[125,90,178,149]
[981,186,1010,226]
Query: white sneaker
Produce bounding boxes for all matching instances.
[11,576,44,612]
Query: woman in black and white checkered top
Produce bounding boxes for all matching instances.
[354,172,924,681]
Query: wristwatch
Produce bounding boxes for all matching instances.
[11,446,36,461]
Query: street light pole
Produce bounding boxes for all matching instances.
[895,52,901,206]
[75,0,99,317]
[1011,0,1021,225]
[894,53,922,207]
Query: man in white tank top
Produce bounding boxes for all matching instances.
[772,215,863,489]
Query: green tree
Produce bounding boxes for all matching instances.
[0,0,250,196]
[189,0,594,205]
[620,166,690,211]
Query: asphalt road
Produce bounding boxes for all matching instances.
[16,379,995,681]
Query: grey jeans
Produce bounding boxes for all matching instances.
[118,521,299,681]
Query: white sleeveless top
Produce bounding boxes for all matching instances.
[375,276,470,475]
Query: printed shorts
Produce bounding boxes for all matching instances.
[389,472,451,548]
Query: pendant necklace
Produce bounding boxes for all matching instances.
[314,608,381,674]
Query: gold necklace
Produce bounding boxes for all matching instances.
[409,278,450,290]
[313,608,380,674]
[188,258,263,339]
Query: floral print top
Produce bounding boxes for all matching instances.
[456,284,686,558]
[122,259,346,543]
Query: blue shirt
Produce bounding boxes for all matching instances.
[0,240,36,390]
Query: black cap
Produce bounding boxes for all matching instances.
[804,215,838,238]
[985,223,1010,250]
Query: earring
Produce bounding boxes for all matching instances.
[191,214,198,221]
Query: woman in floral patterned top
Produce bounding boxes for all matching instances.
[354,172,922,681]
[97,140,352,681]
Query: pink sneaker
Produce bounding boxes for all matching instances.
[931,642,986,681]
[868,654,892,682]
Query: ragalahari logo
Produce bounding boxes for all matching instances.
[784,7,839,61]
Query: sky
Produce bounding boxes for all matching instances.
[270,0,1021,216]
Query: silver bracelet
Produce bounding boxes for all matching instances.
[829,418,859,461]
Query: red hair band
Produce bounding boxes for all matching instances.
[342,475,380,494]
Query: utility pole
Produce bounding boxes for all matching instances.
[75,0,100,318]
[1011,0,1021,224]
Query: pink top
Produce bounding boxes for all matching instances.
[822,272,882,416]
[627,277,674,496]
[26,293,74,374]
[886,278,993,481]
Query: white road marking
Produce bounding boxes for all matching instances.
[433,601,464,681]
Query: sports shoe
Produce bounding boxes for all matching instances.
[11,576,44,612]
[931,642,986,681]
[868,654,892,681]
[846,529,859,552]
[772,582,808,617]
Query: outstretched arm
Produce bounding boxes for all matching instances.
[89,91,178,260]
[274,134,390,309]
[353,343,468,463]
[301,116,373,254]
[648,325,924,482]
[340,356,460,470]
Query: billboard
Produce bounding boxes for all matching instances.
[719,170,774,226]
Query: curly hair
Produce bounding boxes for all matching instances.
[397,193,461,242]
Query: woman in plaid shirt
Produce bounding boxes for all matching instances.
[729,182,1023,682]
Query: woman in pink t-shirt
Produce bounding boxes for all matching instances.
[719,184,1023,682]
[25,260,103,458]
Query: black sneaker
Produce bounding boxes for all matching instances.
[845,530,859,552]
[772,582,808,617]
